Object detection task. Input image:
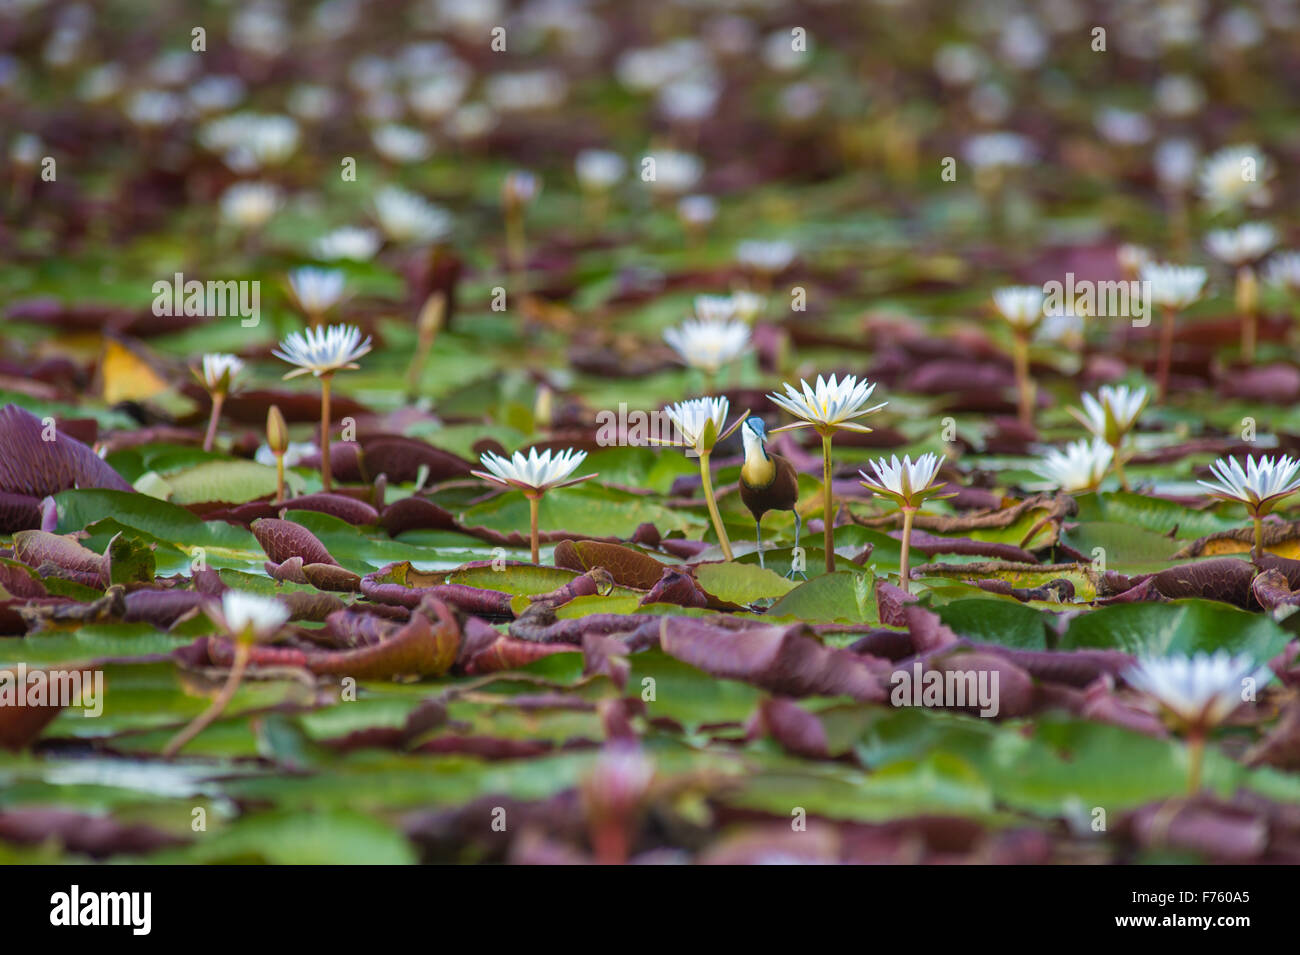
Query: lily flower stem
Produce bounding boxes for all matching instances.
[319,373,334,493]
[1012,331,1033,428]
[591,821,630,867]
[163,638,252,758]
[528,493,541,564]
[899,506,917,594]
[821,431,836,573]
[583,191,608,233]
[697,450,733,560]
[1186,729,1206,795]
[1237,266,1256,364]
[1112,445,1132,493]
[1157,305,1176,404]
[274,453,286,505]
[203,393,225,453]
[405,310,441,401]
[1253,513,1265,558]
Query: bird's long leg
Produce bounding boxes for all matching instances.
[755,518,765,569]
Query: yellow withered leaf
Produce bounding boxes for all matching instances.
[1175,523,1300,560]
[100,339,171,404]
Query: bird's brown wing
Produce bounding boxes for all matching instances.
[740,453,800,520]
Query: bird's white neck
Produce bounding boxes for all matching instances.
[741,427,775,486]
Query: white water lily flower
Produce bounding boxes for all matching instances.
[288,267,347,314]
[199,353,244,395]
[615,40,700,92]
[763,27,810,72]
[473,447,595,494]
[962,131,1034,170]
[273,323,372,379]
[663,318,750,375]
[658,77,720,123]
[1032,438,1114,492]
[314,226,381,262]
[371,124,433,163]
[219,590,290,640]
[693,295,738,323]
[1206,223,1275,266]
[646,150,703,196]
[255,441,316,468]
[219,181,281,229]
[1125,652,1272,728]
[859,453,948,509]
[575,149,625,190]
[660,396,734,454]
[124,89,185,128]
[730,290,765,322]
[1039,310,1084,344]
[1095,107,1151,146]
[1070,384,1149,446]
[201,112,300,169]
[445,103,497,142]
[768,374,887,435]
[188,74,246,114]
[999,15,1047,70]
[735,239,796,274]
[933,43,984,87]
[409,72,470,120]
[231,2,289,57]
[79,63,126,104]
[1154,74,1203,118]
[677,194,717,228]
[676,196,717,235]
[373,186,452,244]
[287,83,339,122]
[503,169,540,206]
[1117,244,1152,275]
[1197,454,1300,516]
[1141,263,1207,308]
[1198,144,1273,209]
[10,133,41,166]
[992,286,1045,331]
[484,69,567,112]
[1264,251,1300,292]
[1154,137,1198,191]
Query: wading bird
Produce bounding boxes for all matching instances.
[739,416,802,575]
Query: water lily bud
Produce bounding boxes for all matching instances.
[267,404,289,454]
[579,743,654,863]
[417,291,445,340]
[1237,265,1259,315]
[502,169,540,210]
[534,383,554,430]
